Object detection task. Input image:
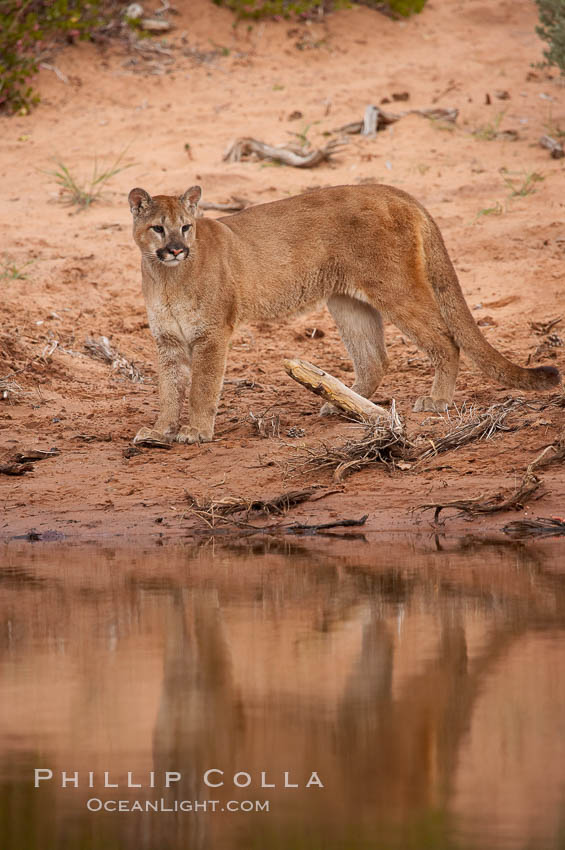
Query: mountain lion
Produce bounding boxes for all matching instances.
[128,184,559,445]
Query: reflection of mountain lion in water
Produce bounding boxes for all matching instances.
[128,184,560,445]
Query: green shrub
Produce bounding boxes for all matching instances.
[212,0,426,20]
[212,0,333,18]
[536,0,565,75]
[387,0,426,14]
[0,1,107,114]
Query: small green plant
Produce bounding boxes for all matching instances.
[502,170,544,197]
[472,110,506,141]
[288,121,319,148]
[476,201,505,219]
[45,150,133,210]
[544,106,565,139]
[0,257,34,279]
[535,0,565,76]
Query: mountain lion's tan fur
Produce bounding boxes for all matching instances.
[128,184,559,445]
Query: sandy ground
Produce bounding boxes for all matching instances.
[1,0,564,543]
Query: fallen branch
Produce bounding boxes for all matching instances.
[530,316,562,335]
[418,444,553,521]
[223,136,346,168]
[84,336,144,382]
[334,105,458,135]
[284,358,398,425]
[193,513,368,537]
[13,448,59,462]
[283,514,368,535]
[503,516,565,539]
[185,487,320,523]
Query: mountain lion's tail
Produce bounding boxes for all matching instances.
[424,217,560,392]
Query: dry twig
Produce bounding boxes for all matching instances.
[0,379,27,401]
[249,408,280,438]
[84,336,144,382]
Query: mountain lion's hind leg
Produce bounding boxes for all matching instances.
[386,300,460,413]
[412,335,459,413]
[321,294,389,416]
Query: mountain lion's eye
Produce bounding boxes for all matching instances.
[151,225,164,234]
[182,224,191,233]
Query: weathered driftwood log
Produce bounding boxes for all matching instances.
[283,358,394,423]
[223,137,346,168]
[334,106,458,135]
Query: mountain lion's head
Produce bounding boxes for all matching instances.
[128,185,201,267]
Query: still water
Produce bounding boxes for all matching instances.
[1,537,565,850]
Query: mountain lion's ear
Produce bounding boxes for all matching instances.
[180,185,202,212]
[128,188,152,215]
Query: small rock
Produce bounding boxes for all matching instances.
[124,3,143,18]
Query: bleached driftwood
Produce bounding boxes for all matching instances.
[334,106,458,135]
[139,17,172,32]
[223,136,346,168]
[284,358,399,426]
[361,105,379,137]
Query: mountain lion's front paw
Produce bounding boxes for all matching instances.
[133,426,173,446]
[175,424,214,444]
[413,396,448,413]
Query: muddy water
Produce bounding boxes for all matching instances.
[1,538,565,850]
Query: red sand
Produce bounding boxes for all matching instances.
[1,0,564,542]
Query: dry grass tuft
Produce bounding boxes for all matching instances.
[249,408,281,438]
[416,397,529,461]
[289,405,409,481]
